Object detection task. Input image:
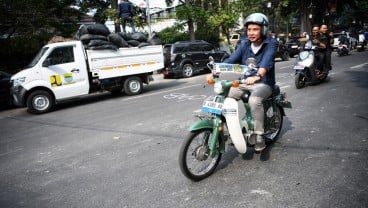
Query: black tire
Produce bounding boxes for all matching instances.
[264,105,283,144]
[182,63,194,78]
[26,90,54,114]
[124,76,143,95]
[295,73,305,89]
[281,51,290,61]
[179,129,222,181]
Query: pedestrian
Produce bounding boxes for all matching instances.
[118,0,136,33]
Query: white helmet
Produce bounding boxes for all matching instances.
[244,13,269,37]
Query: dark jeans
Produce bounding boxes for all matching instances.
[324,49,332,71]
[315,51,325,72]
[121,16,135,33]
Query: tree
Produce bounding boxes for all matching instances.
[0,0,81,72]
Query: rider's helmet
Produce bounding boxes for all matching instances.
[244,13,269,38]
[341,31,346,35]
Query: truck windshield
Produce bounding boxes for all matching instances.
[27,47,49,68]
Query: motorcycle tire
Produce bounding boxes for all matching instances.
[295,73,305,89]
[264,105,284,144]
[179,128,222,181]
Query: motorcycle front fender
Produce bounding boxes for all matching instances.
[189,118,225,156]
[188,119,214,131]
[295,70,306,76]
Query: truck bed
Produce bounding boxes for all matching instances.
[86,45,164,79]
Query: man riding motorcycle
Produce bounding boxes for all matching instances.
[320,23,333,72]
[311,25,327,81]
[215,13,277,152]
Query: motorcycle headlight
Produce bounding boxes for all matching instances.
[214,81,223,94]
[299,51,309,60]
[13,77,26,87]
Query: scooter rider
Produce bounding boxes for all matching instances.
[311,25,326,81]
[221,13,278,152]
[320,23,333,72]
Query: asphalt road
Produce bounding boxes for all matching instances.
[1,50,367,208]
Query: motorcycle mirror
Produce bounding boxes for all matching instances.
[209,56,214,62]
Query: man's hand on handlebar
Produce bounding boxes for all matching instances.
[242,76,261,85]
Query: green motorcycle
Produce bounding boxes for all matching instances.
[179,59,291,181]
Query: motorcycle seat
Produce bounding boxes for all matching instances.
[272,85,280,96]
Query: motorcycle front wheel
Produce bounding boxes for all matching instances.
[179,129,222,181]
[295,73,305,89]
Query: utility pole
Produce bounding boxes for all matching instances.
[146,0,151,37]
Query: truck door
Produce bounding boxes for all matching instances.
[41,45,87,99]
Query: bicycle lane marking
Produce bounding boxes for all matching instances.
[121,83,203,101]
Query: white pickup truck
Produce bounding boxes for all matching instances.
[11,40,164,114]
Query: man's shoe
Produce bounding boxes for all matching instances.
[254,135,266,152]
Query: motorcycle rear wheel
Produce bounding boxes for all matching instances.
[295,73,305,89]
[264,105,283,143]
[179,129,222,181]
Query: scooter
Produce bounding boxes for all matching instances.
[293,40,329,89]
[337,43,349,56]
[356,41,365,52]
[178,57,291,181]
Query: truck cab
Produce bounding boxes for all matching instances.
[11,41,90,113]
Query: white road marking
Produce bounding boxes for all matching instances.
[279,65,294,69]
[121,83,202,101]
[350,63,368,69]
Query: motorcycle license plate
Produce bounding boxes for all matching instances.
[202,100,223,115]
[293,65,304,70]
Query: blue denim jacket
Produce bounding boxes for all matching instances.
[224,38,278,88]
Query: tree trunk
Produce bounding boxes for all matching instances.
[186,0,195,40]
[111,0,121,32]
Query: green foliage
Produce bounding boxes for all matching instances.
[157,23,189,44]
[0,0,81,73]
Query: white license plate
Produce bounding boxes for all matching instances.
[293,65,304,70]
[202,100,223,115]
[291,45,298,48]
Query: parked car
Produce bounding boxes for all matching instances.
[163,40,230,78]
[0,71,12,108]
[286,37,302,57]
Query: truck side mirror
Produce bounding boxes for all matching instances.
[42,58,51,67]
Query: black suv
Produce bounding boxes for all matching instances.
[163,40,229,78]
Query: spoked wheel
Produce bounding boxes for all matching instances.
[182,63,194,78]
[295,73,305,89]
[264,106,283,144]
[179,129,222,181]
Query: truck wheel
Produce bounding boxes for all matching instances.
[182,63,194,78]
[124,77,142,95]
[26,90,54,114]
